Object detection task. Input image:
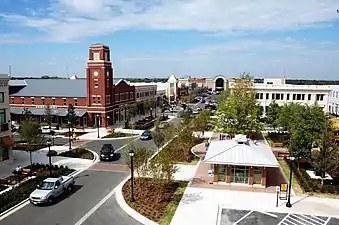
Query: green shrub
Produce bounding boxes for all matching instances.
[103,132,131,138]
[58,148,94,160]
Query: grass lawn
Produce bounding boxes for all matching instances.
[102,132,134,138]
[278,159,303,195]
[158,182,187,225]
[122,178,188,224]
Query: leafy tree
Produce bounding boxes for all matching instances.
[127,103,138,125]
[215,73,262,135]
[148,150,178,202]
[312,119,339,186]
[265,101,280,131]
[122,144,153,183]
[20,119,44,167]
[45,104,52,128]
[148,98,155,117]
[21,108,33,121]
[193,110,211,133]
[152,127,166,152]
[66,104,78,127]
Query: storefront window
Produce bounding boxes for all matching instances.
[217,165,226,182]
[170,83,174,88]
[254,167,262,184]
[231,166,249,184]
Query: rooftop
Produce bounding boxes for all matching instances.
[204,135,279,167]
[9,78,121,97]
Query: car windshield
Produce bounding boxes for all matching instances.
[37,181,55,190]
[101,145,113,153]
[142,131,150,135]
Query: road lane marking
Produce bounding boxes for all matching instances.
[234,210,253,224]
[74,176,130,225]
[258,211,278,218]
[324,217,331,225]
[278,213,291,225]
[114,136,139,152]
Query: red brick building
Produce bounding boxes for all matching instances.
[9,44,137,128]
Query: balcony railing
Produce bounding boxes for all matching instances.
[0,123,9,132]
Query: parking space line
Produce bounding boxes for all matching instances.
[114,137,139,152]
[297,214,323,225]
[278,214,291,225]
[258,211,278,218]
[290,214,319,225]
[310,215,326,223]
[233,210,253,225]
[324,217,332,225]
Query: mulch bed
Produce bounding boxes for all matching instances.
[103,132,132,138]
[58,148,94,160]
[122,177,186,222]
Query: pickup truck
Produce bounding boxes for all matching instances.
[29,176,75,205]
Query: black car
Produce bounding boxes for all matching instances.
[100,144,115,161]
[140,130,152,140]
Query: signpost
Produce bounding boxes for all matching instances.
[276,186,280,207]
[279,183,288,200]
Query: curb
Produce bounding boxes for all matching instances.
[115,176,158,225]
[100,135,139,140]
[190,142,206,159]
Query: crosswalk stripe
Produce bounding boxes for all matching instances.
[286,217,304,225]
[310,215,326,223]
[290,214,319,225]
[297,214,323,225]
[278,213,291,225]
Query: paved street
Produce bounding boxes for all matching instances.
[0,169,132,225]
[220,208,339,225]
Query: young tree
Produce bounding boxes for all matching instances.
[152,127,166,152]
[45,104,52,129]
[193,110,211,133]
[66,104,78,128]
[20,119,44,167]
[265,101,280,131]
[123,144,153,182]
[127,103,138,126]
[21,108,33,121]
[312,119,338,186]
[148,98,155,117]
[215,73,262,135]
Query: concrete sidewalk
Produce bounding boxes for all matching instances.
[170,187,339,225]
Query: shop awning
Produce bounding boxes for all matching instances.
[1,136,14,147]
[10,107,87,117]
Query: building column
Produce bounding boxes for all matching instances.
[87,113,94,127]
[101,113,107,128]
[261,167,267,187]
[249,166,254,185]
[226,165,231,183]
[213,164,218,183]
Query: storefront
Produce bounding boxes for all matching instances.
[204,134,278,188]
[0,136,14,162]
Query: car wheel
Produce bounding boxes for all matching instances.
[67,184,73,193]
[47,196,54,204]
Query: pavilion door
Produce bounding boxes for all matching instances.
[217,165,226,182]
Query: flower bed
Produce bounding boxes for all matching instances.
[0,165,74,214]
[60,132,88,137]
[102,132,133,138]
[122,178,188,224]
[58,148,94,160]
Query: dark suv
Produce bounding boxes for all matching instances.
[100,144,115,161]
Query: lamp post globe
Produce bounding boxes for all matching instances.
[129,149,135,202]
[47,139,52,176]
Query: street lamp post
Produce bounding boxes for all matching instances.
[68,121,72,150]
[129,149,135,202]
[52,133,55,146]
[47,139,52,176]
[286,153,295,208]
[96,114,100,138]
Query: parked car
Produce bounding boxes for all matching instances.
[29,175,75,205]
[140,130,152,140]
[100,144,115,161]
[40,126,56,135]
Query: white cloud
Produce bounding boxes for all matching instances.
[1,0,339,42]
[114,38,339,79]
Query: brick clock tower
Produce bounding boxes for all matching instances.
[86,43,114,127]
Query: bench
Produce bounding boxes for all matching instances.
[272,143,284,148]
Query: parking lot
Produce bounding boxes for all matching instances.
[219,208,339,225]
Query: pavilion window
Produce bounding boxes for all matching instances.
[52,98,56,105]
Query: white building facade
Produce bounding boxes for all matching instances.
[0,74,13,162]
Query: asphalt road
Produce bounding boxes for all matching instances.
[0,170,130,225]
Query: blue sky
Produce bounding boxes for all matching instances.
[0,0,339,79]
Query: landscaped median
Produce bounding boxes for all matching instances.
[58,148,94,160]
[119,132,205,224]
[0,164,74,214]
